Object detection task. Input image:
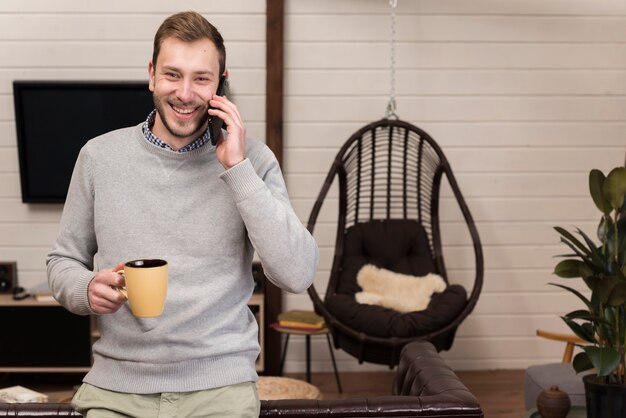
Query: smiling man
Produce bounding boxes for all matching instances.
[46,11,319,418]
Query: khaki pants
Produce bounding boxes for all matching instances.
[72,382,260,418]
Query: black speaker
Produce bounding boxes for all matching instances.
[0,262,17,293]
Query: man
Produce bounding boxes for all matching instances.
[47,11,319,417]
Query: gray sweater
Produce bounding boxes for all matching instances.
[46,124,319,394]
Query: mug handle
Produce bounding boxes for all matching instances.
[114,270,128,300]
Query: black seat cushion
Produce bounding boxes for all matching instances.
[336,219,436,295]
[327,219,467,338]
[325,285,468,338]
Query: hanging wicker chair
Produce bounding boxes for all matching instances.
[306,118,484,367]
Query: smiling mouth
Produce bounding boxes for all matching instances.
[172,105,197,116]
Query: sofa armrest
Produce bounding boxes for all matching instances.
[394,341,479,405]
[260,341,482,417]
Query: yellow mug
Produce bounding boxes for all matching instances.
[116,259,168,318]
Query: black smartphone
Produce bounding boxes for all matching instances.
[209,76,226,145]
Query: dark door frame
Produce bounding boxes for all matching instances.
[264,0,284,375]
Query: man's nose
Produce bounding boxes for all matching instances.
[177,80,195,103]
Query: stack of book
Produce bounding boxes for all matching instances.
[274,310,326,331]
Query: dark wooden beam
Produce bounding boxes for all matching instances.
[264,0,284,376]
[266,0,284,166]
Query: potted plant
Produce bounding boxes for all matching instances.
[553,166,626,417]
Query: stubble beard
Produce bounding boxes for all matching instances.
[153,93,209,139]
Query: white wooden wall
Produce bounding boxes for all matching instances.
[1,0,625,373]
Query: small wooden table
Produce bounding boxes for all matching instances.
[270,324,342,393]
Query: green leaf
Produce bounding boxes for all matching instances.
[597,216,612,243]
[564,309,609,325]
[583,345,620,377]
[556,233,596,264]
[550,283,592,310]
[597,276,620,304]
[573,351,594,373]
[564,309,592,320]
[607,281,626,306]
[554,259,585,278]
[605,216,626,266]
[579,264,601,291]
[576,228,606,267]
[603,167,626,211]
[615,217,626,265]
[581,322,596,340]
[554,226,592,257]
[601,307,618,345]
[556,245,590,265]
[590,169,612,215]
[561,316,595,343]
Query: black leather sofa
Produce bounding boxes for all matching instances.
[0,341,483,417]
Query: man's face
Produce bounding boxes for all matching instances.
[148,37,221,148]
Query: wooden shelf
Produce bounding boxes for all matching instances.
[0,294,59,307]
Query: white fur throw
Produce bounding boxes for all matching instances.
[355,264,447,313]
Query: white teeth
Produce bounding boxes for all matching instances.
[173,106,194,114]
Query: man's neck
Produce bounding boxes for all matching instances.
[152,118,207,151]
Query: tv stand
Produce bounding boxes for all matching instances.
[0,294,92,372]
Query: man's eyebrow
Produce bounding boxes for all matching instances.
[194,70,214,76]
[160,66,215,76]
[160,65,179,73]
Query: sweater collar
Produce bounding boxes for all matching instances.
[142,110,211,153]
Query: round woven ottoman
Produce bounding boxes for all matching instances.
[256,376,321,400]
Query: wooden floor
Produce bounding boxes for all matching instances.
[6,369,527,417]
[455,370,527,418]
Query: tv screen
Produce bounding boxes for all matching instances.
[13,81,154,203]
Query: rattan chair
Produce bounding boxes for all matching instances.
[306,118,484,367]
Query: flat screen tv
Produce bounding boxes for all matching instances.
[13,81,154,203]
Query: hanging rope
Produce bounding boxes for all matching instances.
[385,0,399,119]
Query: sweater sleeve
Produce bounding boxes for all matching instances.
[46,146,97,315]
[219,149,319,294]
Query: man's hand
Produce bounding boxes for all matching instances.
[208,94,246,169]
[88,262,126,314]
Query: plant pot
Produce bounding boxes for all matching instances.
[583,374,626,418]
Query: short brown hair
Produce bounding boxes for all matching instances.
[152,11,226,75]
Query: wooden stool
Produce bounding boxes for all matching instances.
[271,324,343,393]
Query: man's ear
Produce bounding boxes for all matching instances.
[148,61,155,92]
